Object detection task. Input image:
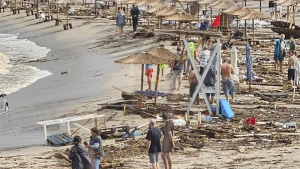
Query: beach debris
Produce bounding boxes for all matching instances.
[54,152,71,163]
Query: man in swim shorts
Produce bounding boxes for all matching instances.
[221,57,235,103]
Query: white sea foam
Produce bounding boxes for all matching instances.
[0,33,52,94]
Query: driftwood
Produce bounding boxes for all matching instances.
[271,27,300,39]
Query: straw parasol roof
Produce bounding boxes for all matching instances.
[164,11,197,21]
[114,52,167,64]
[148,1,165,7]
[125,0,139,4]
[178,0,199,2]
[224,7,253,16]
[155,6,176,16]
[135,0,156,6]
[198,0,222,5]
[207,0,223,7]
[222,4,242,13]
[114,0,129,2]
[209,1,238,10]
[147,47,180,62]
[238,11,269,20]
[146,4,167,13]
[278,0,298,6]
[161,9,183,16]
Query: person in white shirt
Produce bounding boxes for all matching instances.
[199,45,211,75]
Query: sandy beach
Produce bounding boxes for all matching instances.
[1,0,300,168]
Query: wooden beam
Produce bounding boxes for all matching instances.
[71,118,92,136]
[154,29,222,37]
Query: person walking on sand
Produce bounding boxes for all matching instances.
[145,64,153,91]
[69,135,93,169]
[161,113,174,169]
[288,51,298,87]
[188,66,199,105]
[185,42,196,75]
[130,4,140,33]
[221,58,235,103]
[274,34,287,72]
[146,119,161,169]
[116,9,126,36]
[85,127,104,169]
[171,47,184,91]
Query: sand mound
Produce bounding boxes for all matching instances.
[0,52,11,74]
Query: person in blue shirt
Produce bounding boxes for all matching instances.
[145,64,153,91]
[274,34,287,72]
[199,20,210,30]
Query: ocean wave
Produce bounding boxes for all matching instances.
[0,33,52,95]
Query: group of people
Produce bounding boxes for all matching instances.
[69,127,104,169]
[116,4,140,36]
[146,113,174,169]
[274,34,298,87]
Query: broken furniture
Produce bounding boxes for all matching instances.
[36,113,105,145]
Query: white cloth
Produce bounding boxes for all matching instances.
[199,50,211,67]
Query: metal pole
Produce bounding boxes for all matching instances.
[216,38,221,115]
[154,65,160,104]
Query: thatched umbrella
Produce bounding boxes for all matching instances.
[146,47,180,103]
[135,0,156,6]
[224,7,253,38]
[146,4,166,13]
[178,0,200,22]
[278,0,298,27]
[148,0,165,7]
[115,52,167,107]
[209,1,239,31]
[155,6,175,16]
[239,11,269,43]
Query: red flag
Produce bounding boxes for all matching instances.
[211,14,221,27]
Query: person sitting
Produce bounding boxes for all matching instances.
[199,20,210,30]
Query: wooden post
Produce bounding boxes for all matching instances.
[210,8,212,30]
[14,0,16,11]
[244,20,247,39]
[115,1,117,17]
[0,0,2,13]
[56,3,58,21]
[47,0,50,19]
[154,64,160,104]
[275,4,277,21]
[252,19,254,44]
[66,4,69,25]
[94,117,98,128]
[94,0,97,16]
[139,64,145,109]
[104,117,107,129]
[198,4,200,23]
[147,12,149,28]
[287,6,289,23]
[36,0,38,15]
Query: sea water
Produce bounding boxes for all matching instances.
[0,33,52,94]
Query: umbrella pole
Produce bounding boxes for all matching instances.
[94,0,96,16]
[140,64,145,109]
[66,4,69,25]
[198,4,200,23]
[249,81,251,91]
[115,1,117,17]
[259,0,261,13]
[56,3,58,21]
[210,8,212,30]
[252,19,254,44]
[147,12,149,28]
[154,65,160,104]
[244,20,247,39]
[226,15,228,31]
[36,0,38,15]
[47,0,50,18]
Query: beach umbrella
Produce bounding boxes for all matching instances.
[154,6,175,16]
[146,47,180,103]
[148,0,165,7]
[246,44,254,91]
[115,52,168,107]
[239,11,269,43]
[146,3,166,13]
[231,46,239,83]
[224,7,253,38]
[135,0,156,6]
[164,11,197,21]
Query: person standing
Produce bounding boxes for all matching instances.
[161,113,174,169]
[204,65,216,105]
[274,34,287,72]
[185,42,196,74]
[85,127,104,169]
[188,67,199,105]
[145,64,153,91]
[199,45,211,75]
[288,51,298,87]
[221,58,235,103]
[171,47,184,91]
[69,135,93,169]
[116,9,126,36]
[159,44,168,80]
[269,1,275,19]
[146,119,161,169]
[130,4,140,33]
[289,35,296,54]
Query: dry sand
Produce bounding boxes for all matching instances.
[1,0,300,169]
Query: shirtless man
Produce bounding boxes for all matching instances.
[161,113,174,169]
[221,58,235,103]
